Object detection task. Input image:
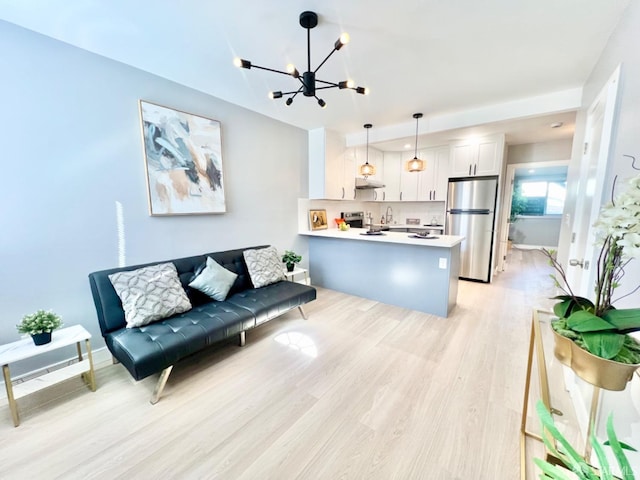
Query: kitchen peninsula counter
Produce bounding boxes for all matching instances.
[300,228,463,317]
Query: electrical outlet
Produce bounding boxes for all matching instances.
[439,258,447,269]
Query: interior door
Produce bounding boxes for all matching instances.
[565,65,621,297]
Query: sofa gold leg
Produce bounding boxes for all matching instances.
[150,366,173,405]
[239,331,246,347]
[298,306,308,320]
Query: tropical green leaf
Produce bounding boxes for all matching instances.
[567,310,616,332]
[603,440,638,452]
[552,297,594,319]
[590,427,613,480]
[602,309,640,332]
[536,401,589,474]
[606,413,636,480]
[533,458,575,479]
[581,332,626,359]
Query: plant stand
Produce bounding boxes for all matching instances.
[520,309,601,479]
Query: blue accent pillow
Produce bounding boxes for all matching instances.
[188,257,238,301]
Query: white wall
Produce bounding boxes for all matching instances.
[0,21,308,375]
[555,0,640,470]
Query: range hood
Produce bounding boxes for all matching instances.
[355,177,385,189]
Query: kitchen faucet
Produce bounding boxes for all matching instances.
[385,206,393,224]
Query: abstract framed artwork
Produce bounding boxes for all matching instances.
[309,209,328,230]
[139,100,226,215]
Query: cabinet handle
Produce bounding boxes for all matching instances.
[374,191,377,201]
[383,191,386,201]
[341,187,345,199]
[400,192,403,201]
[468,164,472,176]
[353,189,356,200]
[473,164,477,176]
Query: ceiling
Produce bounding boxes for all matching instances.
[0,0,630,146]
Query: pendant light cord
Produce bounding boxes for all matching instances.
[414,116,419,158]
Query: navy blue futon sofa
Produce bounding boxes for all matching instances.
[88,246,316,403]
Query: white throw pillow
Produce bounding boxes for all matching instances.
[109,262,192,328]
[243,246,286,288]
[189,257,238,301]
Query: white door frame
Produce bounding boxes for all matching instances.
[496,160,570,271]
[564,65,621,297]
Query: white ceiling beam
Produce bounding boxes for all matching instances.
[345,87,583,147]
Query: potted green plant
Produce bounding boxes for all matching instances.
[282,250,302,272]
[510,183,527,223]
[17,309,63,345]
[534,400,636,479]
[541,174,640,391]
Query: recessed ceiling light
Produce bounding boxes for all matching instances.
[528,169,535,174]
[550,122,563,129]
[404,143,412,149]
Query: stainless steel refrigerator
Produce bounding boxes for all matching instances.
[446,176,498,282]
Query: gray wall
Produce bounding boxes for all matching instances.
[508,217,561,247]
[506,139,573,165]
[0,21,308,374]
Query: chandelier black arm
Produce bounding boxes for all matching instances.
[281,87,304,96]
[315,79,339,87]
[315,85,339,91]
[314,47,339,74]
[250,64,292,77]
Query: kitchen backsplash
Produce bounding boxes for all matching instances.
[299,198,445,230]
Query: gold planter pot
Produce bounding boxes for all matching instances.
[569,341,639,391]
[551,326,640,391]
[551,328,572,367]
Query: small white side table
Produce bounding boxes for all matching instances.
[284,267,309,285]
[0,324,96,427]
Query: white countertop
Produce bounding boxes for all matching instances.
[370,223,445,230]
[300,228,464,248]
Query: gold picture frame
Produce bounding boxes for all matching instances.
[139,100,226,216]
[309,209,328,230]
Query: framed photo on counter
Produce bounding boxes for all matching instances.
[309,209,328,230]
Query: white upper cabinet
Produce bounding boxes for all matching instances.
[418,145,449,201]
[381,152,401,202]
[309,128,357,200]
[400,151,420,201]
[449,134,505,177]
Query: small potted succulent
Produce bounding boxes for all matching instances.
[17,309,63,345]
[282,250,302,272]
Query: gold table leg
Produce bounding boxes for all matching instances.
[2,364,19,427]
[79,339,97,392]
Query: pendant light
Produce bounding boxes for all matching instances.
[407,113,425,172]
[359,123,376,178]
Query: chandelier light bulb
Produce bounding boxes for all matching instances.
[340,33,350,45]
[286,63,300,78]
[233,57,242,68]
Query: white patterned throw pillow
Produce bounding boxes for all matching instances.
[109,262,192,328]
[188,256,238,301]
[243,246,286,288]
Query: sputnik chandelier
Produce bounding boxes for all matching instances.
[233,11,369,108]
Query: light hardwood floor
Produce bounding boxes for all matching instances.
[0,248,558,479]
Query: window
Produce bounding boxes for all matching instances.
[513,178,566,216]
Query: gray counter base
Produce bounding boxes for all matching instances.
[309,237,460,317]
